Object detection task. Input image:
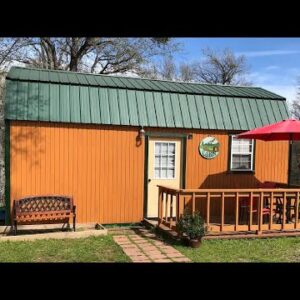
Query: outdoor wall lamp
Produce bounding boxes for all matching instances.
[139,127,145,139]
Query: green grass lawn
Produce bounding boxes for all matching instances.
[174,237,300,262]
[2,231,300,263]
[0,235,130,262]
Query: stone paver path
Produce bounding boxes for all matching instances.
[113,229,190,263]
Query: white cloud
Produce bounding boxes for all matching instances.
[237,50,300,58]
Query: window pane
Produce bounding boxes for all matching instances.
[232,154,251,170]
[155,168,160,178]
[167,168,175,178]
[232,144,251,153]
[168,156,175,168]
[155,143,161,155]
[232,138,252,153]
[161,168,167,178]
[161,143,168,155]
[155,156,160,168]
[161,156,167,167]
[168,143,175,155]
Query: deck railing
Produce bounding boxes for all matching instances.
[158,185,300,234]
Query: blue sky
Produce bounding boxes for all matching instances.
[173,38,300,104]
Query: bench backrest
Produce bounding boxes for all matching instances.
[14,196,73,215]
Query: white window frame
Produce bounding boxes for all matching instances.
[153,141,176,179]
[230,135,255,171]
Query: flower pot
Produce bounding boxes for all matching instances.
[189,238,201,248]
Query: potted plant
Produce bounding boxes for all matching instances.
[177,209,206,248]
[176,209,191,246]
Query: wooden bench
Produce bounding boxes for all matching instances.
[13,195,76,235]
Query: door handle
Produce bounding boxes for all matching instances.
[148,178,151,183]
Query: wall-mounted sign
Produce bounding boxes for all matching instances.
[199,136,220,159]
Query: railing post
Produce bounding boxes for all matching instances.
[206,192,210,228]
[179,194,184,218]
[176,192,180,223]
[165,192,168,224]
[158,187,163,226]
[283,192,286,230]
[235,192,239,231]
[169,194,173,229]
[249,192,253,231]
[296,192,299,229]
[192,192,195,215]
[270,192,273,230]
[257,192,263,235]
[221,192,224,232]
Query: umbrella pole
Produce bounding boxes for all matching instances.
[288,133,293,187]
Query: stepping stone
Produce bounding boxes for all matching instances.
[113,235,129,240]
[141,249,158,254]
[114,238,130,243]
[121,244,139,249]
[113,235,125,239]
[134,240,149,245]
[124,249,144,257]
[130,255,149,261]
[147,254,167,260]
[130,235,144,239]
[160,246,176,252]
[161,249,183,256]
[116,241,132,246]
[114,238,130,242]
[171,257,191,262]
[138,245,157,251]
[153,259,172,263]
[166,253,185,258]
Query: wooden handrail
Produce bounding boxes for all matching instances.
[157,185,300,234]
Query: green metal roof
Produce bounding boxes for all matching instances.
[5,66,290,130]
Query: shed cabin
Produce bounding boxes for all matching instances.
[4,66,298,236]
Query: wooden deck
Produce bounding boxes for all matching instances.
[156,184,300,238]
[144,218,300,240]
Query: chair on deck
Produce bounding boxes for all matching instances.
[274,195,299,224]
[239,182,275,224]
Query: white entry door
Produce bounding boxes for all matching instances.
[146,138,182,218]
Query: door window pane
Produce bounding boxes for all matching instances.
[154,142,176,179]
[155,168,160,178]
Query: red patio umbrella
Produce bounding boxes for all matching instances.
[236,118,300,185]
[236,118,300,141]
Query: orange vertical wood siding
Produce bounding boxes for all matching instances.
[10,121,145,224]
[185,130,289,189]
[9,123,289,224]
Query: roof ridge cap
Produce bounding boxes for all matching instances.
[8,66,264,89]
